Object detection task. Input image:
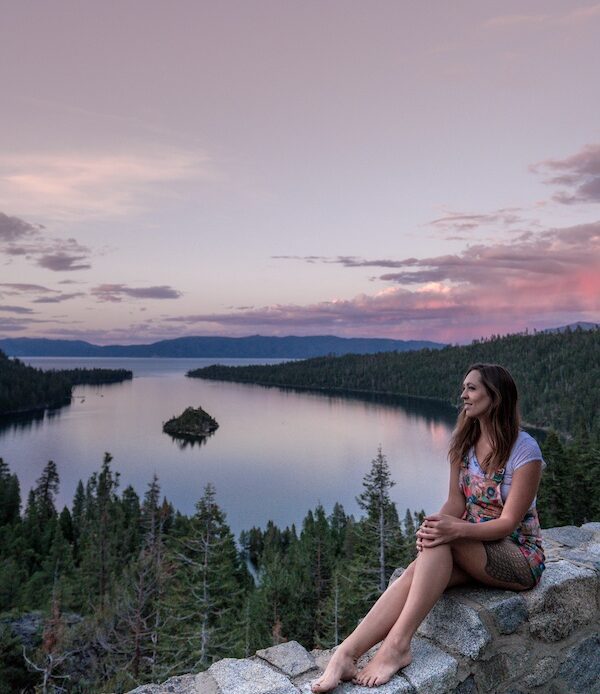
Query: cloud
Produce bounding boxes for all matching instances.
[37,252,91,272]
[0,150,217,221]
[167,222,599,341]
[0,315,49,332]
[0,212,92,272]
[0,283,55,293]
[532,144,600,204]
[485,4,600,29]
[91,284,182,303]
[0,212,42,242]
[273,255,415,269]
[32,292,85,304]
[0,305,35,314]
[427,208,525,233]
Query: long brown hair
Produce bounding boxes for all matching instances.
[448,363,520,473]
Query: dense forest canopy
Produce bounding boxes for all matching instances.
[0,429,597,692]
[0,350,132,416]
[189,328,600,435]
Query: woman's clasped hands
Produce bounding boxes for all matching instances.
[416,514,463,551]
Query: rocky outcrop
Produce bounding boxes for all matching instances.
[126,523,600,694]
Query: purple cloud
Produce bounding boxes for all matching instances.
[0,305,35,314]
[532,143,600,204]
[91,284,182,303]
[32,292,86,303]
[37,252,92,271]
[0,212,41,242]
[0,212,92,272]
[0,283,55,293]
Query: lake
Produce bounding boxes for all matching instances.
[1,357,458,537]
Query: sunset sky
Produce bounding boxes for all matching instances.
[1,0,599,344]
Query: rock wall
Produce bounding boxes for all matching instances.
[128,524,600,694]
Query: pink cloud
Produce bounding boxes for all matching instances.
[166,222,600,342]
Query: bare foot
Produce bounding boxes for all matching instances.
[311,648,358,692]
[354,640,411,687]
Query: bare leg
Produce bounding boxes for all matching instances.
[355,544,454,686]
[311,559,469,692]
[355,539,532,687]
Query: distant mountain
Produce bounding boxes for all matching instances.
[0,335,445,358]
[543,321,599,333]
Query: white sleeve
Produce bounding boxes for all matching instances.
[511,433,546,471]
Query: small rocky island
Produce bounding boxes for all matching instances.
[162,406,219,442]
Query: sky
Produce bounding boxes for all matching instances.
[0,0,599,345]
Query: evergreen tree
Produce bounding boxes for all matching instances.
[538,431,570,527]
[0,459,20,525]
[34,460,60,522]
[77,453,122,611]
[355,447,407,593]
[159,484,248,674]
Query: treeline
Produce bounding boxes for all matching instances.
[0,350,132,416]
[0,450,422,693]
[1,427,598,692]
[189,327,600,435]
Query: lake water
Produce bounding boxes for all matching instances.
[1,358,458,537]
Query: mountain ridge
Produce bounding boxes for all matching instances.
[0,335,444,358]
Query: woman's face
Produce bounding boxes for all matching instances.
[461,369,492,419]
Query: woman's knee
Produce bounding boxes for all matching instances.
[390,560,416,588]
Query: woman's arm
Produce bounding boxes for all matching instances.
[417,460,543,547]
[438,458,466,518]
[416,459,465,551]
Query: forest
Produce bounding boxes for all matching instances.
[189,327,600,436]
[0,425,597,693]
[0,351,132,416]
[0,328,598,691]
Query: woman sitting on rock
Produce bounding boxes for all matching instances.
[312,363,546,690]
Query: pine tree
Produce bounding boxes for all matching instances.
[77,453,122,610]
[0,459,20,526]
[355,447,406,593]
[158,484,248,675]
[538,431,570,527]
[34,461,60,522]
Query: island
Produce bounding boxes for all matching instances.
[162,406,219,441]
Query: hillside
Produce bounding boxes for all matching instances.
[0,351,132,416]
[0,335,444,358]
[189,328,600,435]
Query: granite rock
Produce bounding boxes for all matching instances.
[417,594,491,658]
[208,658,298,694]
[402,636,458,694]
[521,655,558,688]
[452,676,477,693]
[461,588,527,635]
[127,674,209,694]
[337,676,414,693]
[524,560,598,641]
[581,522,600,534]
[542,526,594,548]
[257,640,316,677]
[557,634,600,694]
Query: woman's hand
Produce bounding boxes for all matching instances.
[416,514,464,550]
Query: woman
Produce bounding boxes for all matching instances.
[312,363,545,691]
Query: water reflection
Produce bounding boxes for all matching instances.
[245,383,457,427]
[166,432,214,449]
[1,358,456,536]
[0,408,57,435]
